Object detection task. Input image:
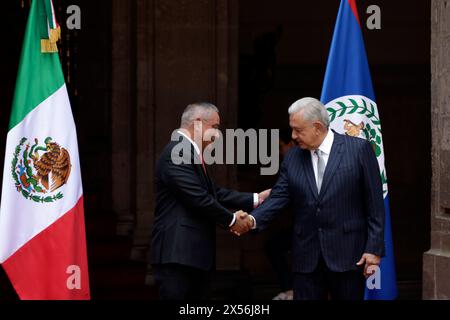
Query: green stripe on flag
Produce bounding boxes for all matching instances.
[9,0,64,130]
[43,0,56,29]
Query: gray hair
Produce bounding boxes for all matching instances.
[180,102,219,128]
[288,97,330,128]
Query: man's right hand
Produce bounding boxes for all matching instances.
[230,210,254,236]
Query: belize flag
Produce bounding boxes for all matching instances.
[321,0,397,299]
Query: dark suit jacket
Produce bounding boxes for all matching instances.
[252,132,385,273]
[151,133,254,271]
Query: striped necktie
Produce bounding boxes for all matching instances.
[315,149,325,192]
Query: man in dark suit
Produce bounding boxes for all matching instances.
[239,97,385,300]
[150,102,269,300]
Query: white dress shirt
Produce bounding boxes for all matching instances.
[177,129,201,159]
[177,130,258,226]
[310,129,334,185]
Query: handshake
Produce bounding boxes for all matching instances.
[229,188,270,236]
[229,210,255,236]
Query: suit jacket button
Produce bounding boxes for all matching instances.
[317,208,321,213]
[318,228,322,232]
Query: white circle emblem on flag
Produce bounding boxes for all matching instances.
[325,95,388,196]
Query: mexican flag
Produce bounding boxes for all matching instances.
[0,0,90,299]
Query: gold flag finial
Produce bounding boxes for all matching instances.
[41,26,61,53]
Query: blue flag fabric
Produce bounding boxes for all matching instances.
[320,0,397,300]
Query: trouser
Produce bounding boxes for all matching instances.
[293,255,365,300]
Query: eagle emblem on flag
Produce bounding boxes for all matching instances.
[11,137,71,203]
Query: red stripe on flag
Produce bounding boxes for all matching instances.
[2,196,90,300]
[347,0,361,26]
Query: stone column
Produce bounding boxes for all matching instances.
[423,0,450,299]
[130,0,155,264]
[111,0,136,237]
[213,0,242,271]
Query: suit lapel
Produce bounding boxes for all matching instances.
[176,132,214,195]
[319,132,344,198]
[190,148,215,196]
[199,159,214,193]
[192,150,212,188]
[203,165,216,198]
[301,149,319,200]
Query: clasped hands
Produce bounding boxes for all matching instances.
[230,210,254,236]
[229,189,271,236]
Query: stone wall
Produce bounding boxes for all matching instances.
[423,0,450,300]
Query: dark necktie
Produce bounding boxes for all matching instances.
[201,156,207,175]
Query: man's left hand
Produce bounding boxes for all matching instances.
[356,253,381,278]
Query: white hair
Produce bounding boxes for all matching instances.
[180,102,219,128]
[288,97,330,128]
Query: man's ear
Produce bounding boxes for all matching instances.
[313,121,323,132]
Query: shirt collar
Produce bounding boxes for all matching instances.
[315,129,334,155]
[177,129,201,156]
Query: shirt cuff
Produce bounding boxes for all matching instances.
[249,215,257,229]
[229,213,237,227]
[253,193,259,208]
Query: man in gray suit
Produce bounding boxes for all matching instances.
[238,97,385,300]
